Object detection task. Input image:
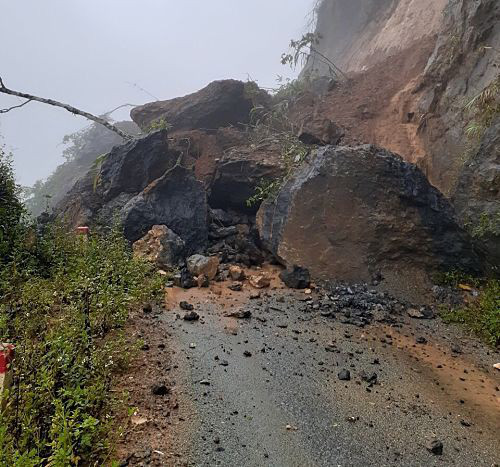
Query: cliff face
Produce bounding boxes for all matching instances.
[303,0,499,267]
[304,0,448,75]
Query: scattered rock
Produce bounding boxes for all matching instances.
[426,439,443,455]
[131,415,149,426]
[249,274,271,289]
[151,383,170,396]
[243,350,252,357]
[183,311,200,321]
[407,307,434,319]
[493,363,500,371]
[360,371,378,384]
[200,379,211,385]
[227,309,252,319]
[187,254,220,280]
[228,282,243,292]
[229,265,245,281]
[297,117,344,146]
[338,369,351,381]
[197,274,210,288]
[416,337,427,344]
[180,301,194,311]
[280,265,311,289]
[249,290,261,299]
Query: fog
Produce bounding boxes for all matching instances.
[0,0,314,186]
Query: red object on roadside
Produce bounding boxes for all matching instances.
[0,344,14,374]
[76,226,90,236]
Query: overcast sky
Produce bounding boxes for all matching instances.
[0,0,314,186]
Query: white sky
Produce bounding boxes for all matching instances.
[0,0,314,185]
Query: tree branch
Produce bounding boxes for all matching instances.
[0,98,32,114]
[0,76,134,140]
[100,103,139,119]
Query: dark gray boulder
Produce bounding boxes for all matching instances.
[257,144,482,300]
[55,130,176,227]
[121,165,208,251]
[280,266,311,289]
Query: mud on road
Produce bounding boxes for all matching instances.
[116,266,500,467]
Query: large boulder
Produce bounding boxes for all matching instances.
[130,80,256,131]
[132,225,186,269]
[121,165,208,250]
[55,130,175,227]
[257,144,482,299]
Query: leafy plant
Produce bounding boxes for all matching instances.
[281,32,346,81]
[441,278,500,346]
[464,74,500,141]
[144,117,172,133]
[470,211,500,239]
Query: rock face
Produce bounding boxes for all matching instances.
[453,118,500,269]
[418,0,499,195]
[297,118,344,146]
[121,165,208,248]
[257,145,481,298]
[209,141,284,212]
[130,80,255,131]
[302,0,448,75]
[132,225,185,269]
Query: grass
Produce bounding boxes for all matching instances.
[0,224,164,466]
[438,272,500,347]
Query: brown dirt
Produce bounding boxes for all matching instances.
[366,325,500,433]
[295,37,437,168]
[112,308,189,466]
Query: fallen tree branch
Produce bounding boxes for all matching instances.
[0,76,134,140]
[0,98,32,114]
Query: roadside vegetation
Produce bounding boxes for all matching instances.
[0,148,164,465]
[438,271,499,347]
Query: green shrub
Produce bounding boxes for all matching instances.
[0,148,24,260]
[0,221,164,466]
[440,274,500,346]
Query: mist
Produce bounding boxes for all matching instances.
[0,0,314,186]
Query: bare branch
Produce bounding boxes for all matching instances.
[100,103,139,119]
[0,76,134,140]
[0,98,32,114]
